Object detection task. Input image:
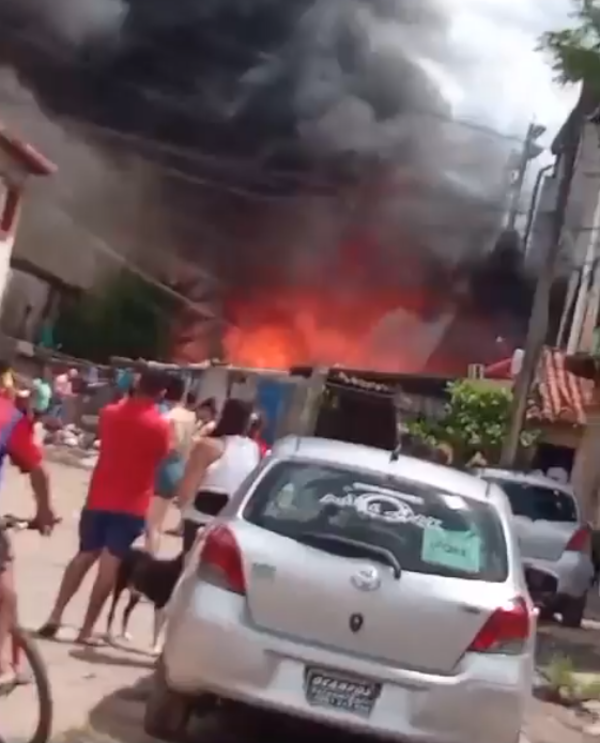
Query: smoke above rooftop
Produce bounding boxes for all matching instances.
[0,0,531,369]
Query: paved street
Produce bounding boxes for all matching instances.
[0,459,594,742]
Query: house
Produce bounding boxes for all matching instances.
[0,121,55,341]
[545,83,600,354]
[486,347,597,514]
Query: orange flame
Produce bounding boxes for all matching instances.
[172,235,506,373]
[223,285,444,372]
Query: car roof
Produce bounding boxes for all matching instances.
[271,436,495,504]
[476,467,574,496]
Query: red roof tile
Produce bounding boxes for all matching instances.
[485,348,591,425]
[0,122,56,176]
[530,348,591,426]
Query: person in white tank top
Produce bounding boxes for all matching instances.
[178,398,260,553]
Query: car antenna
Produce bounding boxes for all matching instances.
[390,444,402,462]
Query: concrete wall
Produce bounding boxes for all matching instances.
[13,193,114,291]
[565,123,600,270]
[0,180,18,311]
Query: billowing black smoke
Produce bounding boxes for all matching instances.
[0,0,533,366]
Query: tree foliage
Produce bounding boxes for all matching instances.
[407,380,538,465]
[55,271,176,363]
[540,1,600,84]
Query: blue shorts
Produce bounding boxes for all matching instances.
[79,509,145,559]
[154,453,184,500]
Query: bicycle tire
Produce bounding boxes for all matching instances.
[9,627,53,743]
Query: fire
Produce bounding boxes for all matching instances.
[172,235,507,374]
[223,286,445,372]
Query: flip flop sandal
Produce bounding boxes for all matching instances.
[36,622,60,640]
[75,636,105,648]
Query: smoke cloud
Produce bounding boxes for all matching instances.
[0,0,530,368]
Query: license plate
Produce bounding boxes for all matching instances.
[304,667,381,717]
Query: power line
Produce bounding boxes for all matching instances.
[32,195,222,323]
[1,89,542,213]
[3,88,554,227]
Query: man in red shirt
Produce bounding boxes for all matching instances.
[0,392,55,683]
[39,370,170,645]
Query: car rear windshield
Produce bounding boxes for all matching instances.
[244,461,508,582]
[485,479,578,523]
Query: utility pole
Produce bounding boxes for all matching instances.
[500,113,582,467]
[522,163,553,253]
[506,123,546,232]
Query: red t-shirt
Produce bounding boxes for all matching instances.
[6,417,43,472]
[86,398,170,517]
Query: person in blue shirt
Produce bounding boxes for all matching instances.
[31,364,53,418]
[36,317,55,350]
[115,368,135,399]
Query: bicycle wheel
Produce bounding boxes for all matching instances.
[0,627,53,743]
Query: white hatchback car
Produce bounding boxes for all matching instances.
[146,437,535,743]
[477,469,594,627]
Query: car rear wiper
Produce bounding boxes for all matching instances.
[298,531,402,579]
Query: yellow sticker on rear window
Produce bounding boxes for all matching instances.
[421,527,482,573]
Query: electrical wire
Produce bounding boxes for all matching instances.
[1,89,543,215]
[31,195,222,323]
[2,93,546,222]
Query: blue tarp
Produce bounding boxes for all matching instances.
[256,378,293,445]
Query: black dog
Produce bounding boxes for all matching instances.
[106,548,185,652]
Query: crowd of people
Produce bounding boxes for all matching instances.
[34,367,268,646]
[0,360,269,672]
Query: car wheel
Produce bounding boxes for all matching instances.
[562,596,586,628]
[144,657,194,741]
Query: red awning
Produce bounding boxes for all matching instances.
[484,357,512,380]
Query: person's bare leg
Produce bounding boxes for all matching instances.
[76,550,121,643]
[145,496,170,555]
[0,565,17,678]
[42,551,98,631]
[151,608,167,656]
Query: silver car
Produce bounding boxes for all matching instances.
[147,438,534,743]
[477,469,593,627]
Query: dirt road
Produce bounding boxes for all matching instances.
[0,460,593,742]
[1,461,157,742]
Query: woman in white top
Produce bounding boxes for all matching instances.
[178,398,260,554]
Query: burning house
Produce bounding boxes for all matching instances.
[0,0,533,373]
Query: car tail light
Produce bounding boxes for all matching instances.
[468,598,530,654]
[197,525,246,595]
[565,526,591,553]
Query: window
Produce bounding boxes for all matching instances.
[485,479,577,523]
[244,461,508,581]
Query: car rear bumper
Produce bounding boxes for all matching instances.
[525,553,593,599]
[163,578,530,743]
